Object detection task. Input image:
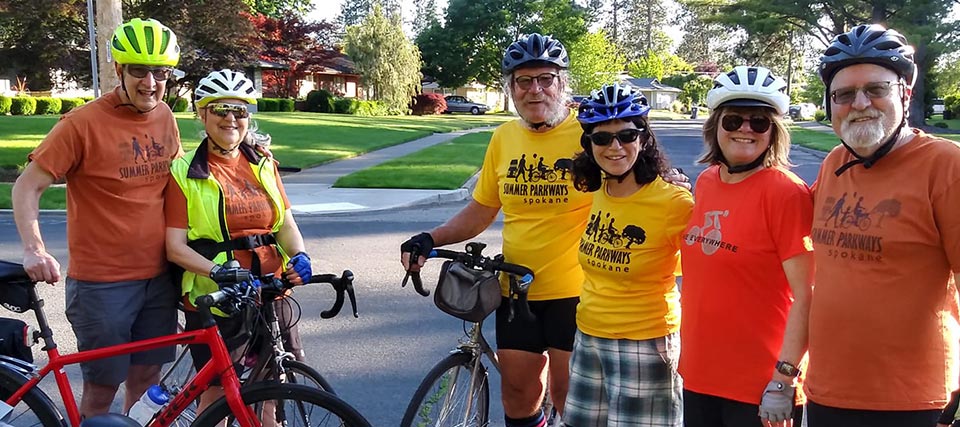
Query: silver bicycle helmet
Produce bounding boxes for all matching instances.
[501,33,569,74]
[818,24,916,88]
[577,83,650,126]
[195,69,258,108]
[705,66,790,115]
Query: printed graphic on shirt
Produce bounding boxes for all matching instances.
[118,134,173,182]
[579,210,646,273]
[222,179,274,222]
[683,210,738,255]
[812,191,897,263]
[503,153,573,205]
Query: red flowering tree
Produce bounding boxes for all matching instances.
[250,12,339,98]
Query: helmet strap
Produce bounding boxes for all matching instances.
[720,149,767,174]
[209,138,240,155]
[833,118,907,176]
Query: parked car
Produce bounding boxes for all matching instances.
[444,95,489,115]
[788,103,818,120]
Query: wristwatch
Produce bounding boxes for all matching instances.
[775,360,801,378]
[209,264,222,279]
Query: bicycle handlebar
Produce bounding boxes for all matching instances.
[402,242,535,322]
[198,268,359,319]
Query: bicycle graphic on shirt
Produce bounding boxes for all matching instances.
[685,210,729,255]
[838,201,872,232]
[585,212,648,249]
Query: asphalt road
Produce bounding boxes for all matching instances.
[0,120,829,426]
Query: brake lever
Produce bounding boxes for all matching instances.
[402,246,431,297]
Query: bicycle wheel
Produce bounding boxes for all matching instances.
[192,383,370,427]
[279,360,336,395]
[400,352,489,427]
[0,364,64,427]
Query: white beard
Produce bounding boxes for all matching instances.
[839,109,888,150]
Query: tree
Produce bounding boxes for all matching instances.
[0,0,91,91]
[673,3,735,69]
[628,50,692,80]
[933,53,960,97]
[251,12,338,98]
[595,0,673,62]
[797,68,826,105]
[339,0,401,28]
[410,0,439,36]
[345,5,422,112]
[567,30,622,95]
[241,0,312,17]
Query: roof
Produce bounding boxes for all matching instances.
[254,60,289,70]
[309,51,360,76]
[620,76,682,93]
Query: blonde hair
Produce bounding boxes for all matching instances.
[698,106,793,168]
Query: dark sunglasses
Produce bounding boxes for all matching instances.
[721,115,771,133]
[125,65,173,81]
[514,73,558,90]
[830,81,902,104]
[206,103,250,119]
[588,128,645,146]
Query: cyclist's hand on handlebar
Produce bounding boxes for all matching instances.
[23,249,61,284]
[210,263,252,286]
[285,252,312,285]
[400,232,434,271]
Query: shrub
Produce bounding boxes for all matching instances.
[165,97,189,112]
[80,96,94,103]
[334,97,359,114]
[305,90,335,113]
[277,98,295,112]
[411,93,447,115]
[257,98,280,112]
[34,97,62,115]
[0,96,11,115]
[60,98,85,113]
[10,97,37,115]
[814,110,827,122]
[670,100,684,114]
[945,94,960,119]
[355,100,393,116]
[933,122,949,129]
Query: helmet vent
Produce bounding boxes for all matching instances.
[144,30,155,55]
[123,27,142,54]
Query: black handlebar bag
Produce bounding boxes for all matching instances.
[434,261,501,322]
[0,282,34,363]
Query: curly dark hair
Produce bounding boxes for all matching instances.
[571,116,670,192]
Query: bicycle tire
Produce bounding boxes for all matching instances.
[400,352,489,427]
[0,364,64,427]
[279,360,336,395]
[192,383,370,427]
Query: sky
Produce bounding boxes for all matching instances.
[308,0,447,27]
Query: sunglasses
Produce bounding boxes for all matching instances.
[206,103,250,119]
[588,128,645,146]
[720,115,771,133]
[514,73,558,91]
[830,81,902,104]
[125,65,173,81]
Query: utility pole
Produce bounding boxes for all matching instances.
[96,0,123,94]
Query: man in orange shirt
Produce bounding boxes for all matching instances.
[12,18,182,417]
[807,23,960,427]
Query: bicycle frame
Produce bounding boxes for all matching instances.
[4,285,263,427]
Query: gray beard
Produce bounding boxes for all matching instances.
[840,116,887,150]
[522,102,568,129]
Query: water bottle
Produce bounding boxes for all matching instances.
[127,385,170,426]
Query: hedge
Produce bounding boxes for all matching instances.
[60,98,85,113]
[334,97,359,114]
[10,97,37,115]
[306,90,335,113]
[34,97,62,115]
[257,98,280,112]
[277,98,295,112]
[814,110,827,122]
[411,93,447,115]
[355,100,395,117]
[0,96,11,115]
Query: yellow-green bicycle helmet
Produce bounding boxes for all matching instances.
[110,18,180,66]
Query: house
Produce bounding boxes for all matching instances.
[420,76,503,111]
[248,59,286,98]
[298,51,362,99]
[618,76,682,110]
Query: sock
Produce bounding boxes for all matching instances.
[506,409,546,427]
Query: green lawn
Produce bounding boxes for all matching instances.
[789,126,840,151]
[334,131,492,189]
[0,183,67,209]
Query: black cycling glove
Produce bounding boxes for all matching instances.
[400,232,434,259]
[939,390,960,425]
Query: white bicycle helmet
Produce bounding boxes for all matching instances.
[194,69,257,108]
[705,66,790,115]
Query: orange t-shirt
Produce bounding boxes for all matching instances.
[29,88,182,282]
[679,166,813,405]
[807,131,960,411]
[164,151,292,276]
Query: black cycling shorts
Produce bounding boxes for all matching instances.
[495,296,579,353]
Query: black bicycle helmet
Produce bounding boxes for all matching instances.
[501,33,569,74]
[819,24,916,88]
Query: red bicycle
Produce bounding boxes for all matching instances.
[0,260,370,427]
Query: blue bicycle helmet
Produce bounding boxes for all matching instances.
[577,83,650,126]
[501,33,570,74]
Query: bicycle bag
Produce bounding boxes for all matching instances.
[434,261,501,322]
[0,318,32,363]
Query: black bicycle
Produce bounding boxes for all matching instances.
[400,242,534,427]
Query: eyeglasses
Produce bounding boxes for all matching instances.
[720,115,771,133]
[125,65,173,81]
[588,128,645,146]
[830,81,902,104]
[514,73,558,90]
[206,103,249,119]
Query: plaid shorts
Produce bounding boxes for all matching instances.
[563,331,682,427]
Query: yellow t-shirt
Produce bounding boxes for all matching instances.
[473,114,593,300]
[576,177,693,340]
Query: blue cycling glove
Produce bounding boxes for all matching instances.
[287,252,312,283]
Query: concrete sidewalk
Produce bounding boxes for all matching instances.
[285,127,493,215]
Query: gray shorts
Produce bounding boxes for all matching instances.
[65,271,178,386]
